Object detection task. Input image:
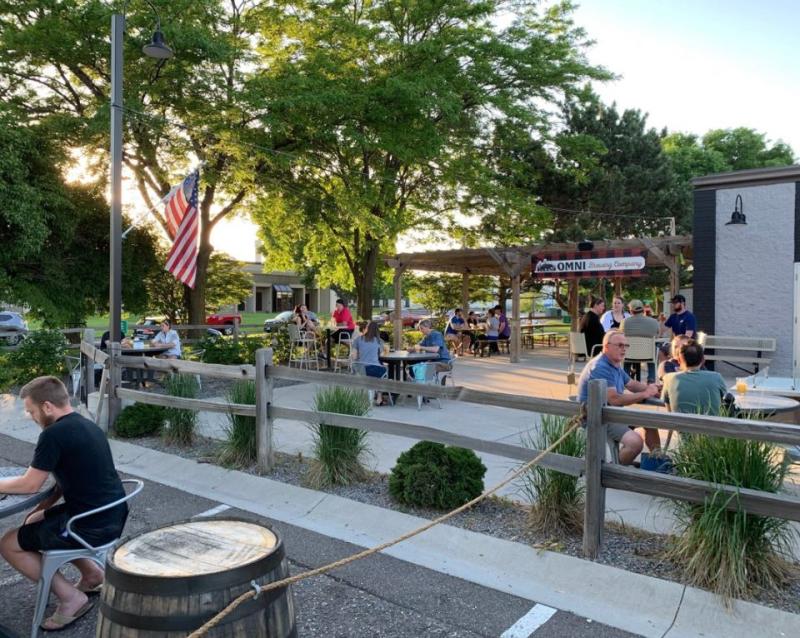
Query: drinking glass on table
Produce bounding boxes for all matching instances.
[735,377,748,395]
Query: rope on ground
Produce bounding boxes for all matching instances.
[187,415,584,637]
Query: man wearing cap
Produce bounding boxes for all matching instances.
[662,294,696,339]
[621,299,660,383]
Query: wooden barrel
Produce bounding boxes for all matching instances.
[97,518,296,637]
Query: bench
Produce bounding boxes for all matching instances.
[697,332,775,374]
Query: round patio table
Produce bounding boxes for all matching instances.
[379,350,442,381]
[0,466,56,638]
[120,344,172,387]
[734,393,799,415]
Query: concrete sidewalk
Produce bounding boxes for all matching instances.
[2,393,799,638]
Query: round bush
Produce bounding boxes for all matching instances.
[114,402,166,438]
[389,441,486,509]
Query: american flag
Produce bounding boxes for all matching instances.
[164,171,200,288]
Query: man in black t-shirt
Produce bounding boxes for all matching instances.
[0,376,128,631]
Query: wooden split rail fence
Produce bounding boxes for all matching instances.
[80,340,800,559]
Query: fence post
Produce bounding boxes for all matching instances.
[583,378,607,559]
[256,347,274,473]
[83,328,95,405]
[107,341,122,433]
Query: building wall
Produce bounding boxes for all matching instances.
[714,183,795,376]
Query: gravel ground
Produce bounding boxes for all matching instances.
[116,431,800,615]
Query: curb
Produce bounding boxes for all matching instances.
[1,415,798,638]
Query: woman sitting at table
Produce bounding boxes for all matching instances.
[475,308,500,354]
[351,321,389,405]
[444,308,468,356]
[293,304,317,335]
[152,319,181,359]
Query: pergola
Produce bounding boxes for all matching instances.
[386,235,693,363]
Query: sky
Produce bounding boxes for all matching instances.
[212,0,800,261]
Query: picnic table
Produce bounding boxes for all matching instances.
[120,343,172,387]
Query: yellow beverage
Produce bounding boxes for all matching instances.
[735,379,747,395]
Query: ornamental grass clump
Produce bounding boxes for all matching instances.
[519,415,586,535]
[388,441,486,509]
[667,433,798,602]
[219,380,257,467]
[162,373,199,446]
[306,386,371,487]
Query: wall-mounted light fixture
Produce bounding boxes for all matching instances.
[725,194,747,225]
[577,239,594,251]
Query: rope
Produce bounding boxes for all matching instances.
[187,416,583,637]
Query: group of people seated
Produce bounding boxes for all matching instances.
[100,319,182,360]
[578,328,727,466]
[444,306,510,355]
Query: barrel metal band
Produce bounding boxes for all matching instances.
[98,587,288,632]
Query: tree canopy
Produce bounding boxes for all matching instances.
[250,0,608,317]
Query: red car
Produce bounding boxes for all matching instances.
[373,309,430,328]
[206,313,242,335]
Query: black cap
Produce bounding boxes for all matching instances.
[669,294,686,304]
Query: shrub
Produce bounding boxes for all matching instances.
[519,415,585,535]
[402,330,423,349]
[219,380,257,467]
[306,386,371,487]
[162,374,199,445]
[667,434,797,602]
[8,329,67,382]
[114,402,166,438]
[198,335,244,365]
[0,354,15,392]
[389,441,486,509]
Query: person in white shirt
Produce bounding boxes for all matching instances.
[152,320,181,359]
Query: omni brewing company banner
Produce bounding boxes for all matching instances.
[531,249,647,280]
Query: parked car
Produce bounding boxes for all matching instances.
[133,317,165,340]
[0,311,28,345]
[373,309,430,328]
[263,311,295,333]
[206,312,242,335]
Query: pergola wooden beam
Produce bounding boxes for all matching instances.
[386,235,692,359]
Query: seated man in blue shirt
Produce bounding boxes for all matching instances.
[577,330,661,465]
[411,319,452,373]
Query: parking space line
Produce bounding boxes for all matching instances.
[500,603,557,638]
[193,504,231,518]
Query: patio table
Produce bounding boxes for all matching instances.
[0,466,56,638]
[120,344,172,387]
[379,350,442,381]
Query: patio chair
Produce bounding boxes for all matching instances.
[30,479,144,638]
[623,336,657,382]
[333,330,353,373]
[409,362,442,410]
[568,332,601,363]
[351,362,393,406]
[287,323,319,371]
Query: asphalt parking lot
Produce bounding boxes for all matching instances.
[0,434,638,637]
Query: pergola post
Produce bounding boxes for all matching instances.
[669,254,680,299]
[392,262,407,350]
[614,277,622,297]
[461,272,470,314]
[511,273,521,363]
[569,280,579,330]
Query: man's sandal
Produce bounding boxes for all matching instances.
[77,582,103,594]
[41,600,94,632]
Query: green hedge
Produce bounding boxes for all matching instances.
[114,402,166,438]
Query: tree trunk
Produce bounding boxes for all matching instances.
[354,241,379,321]
[186,223,212,338]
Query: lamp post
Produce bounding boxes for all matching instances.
[110,4,173,342]
[109,3,172,421]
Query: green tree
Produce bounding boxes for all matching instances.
[406,273,494,315]
[0,108,157,324]
[250,0,608,319]
[144,251,252,323]
[702,128,795,171]
[0,0,270,326]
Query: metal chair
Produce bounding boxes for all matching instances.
[351,362,393,406]
[333,330,353,373]
[568,332,601,363]
[409,362,442,410]
[64,355,82,398]
[30,479,144,638]
[287,323,319,370]
[624,336,657,382]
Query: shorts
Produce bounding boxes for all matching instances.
[17,503,127,552]
[608,422,635,443]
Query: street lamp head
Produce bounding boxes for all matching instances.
[142,28,173,59]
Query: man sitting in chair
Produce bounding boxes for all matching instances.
[411,319,452,374]
[577,330,661,465]
[0,376,128,631]
[661,341,727,415]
